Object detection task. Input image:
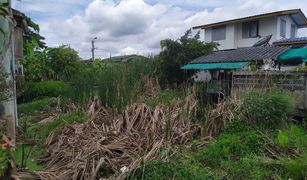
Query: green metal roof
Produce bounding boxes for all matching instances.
[277,48,307,62]
[181,62,249,70]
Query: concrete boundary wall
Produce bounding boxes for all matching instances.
[232,71,307,110]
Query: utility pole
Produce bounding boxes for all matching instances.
[91,37,97,61]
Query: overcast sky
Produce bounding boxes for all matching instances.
[12,0,307,59]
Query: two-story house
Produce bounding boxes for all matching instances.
[193,9,307,50]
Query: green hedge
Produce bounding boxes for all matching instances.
[19,81,72,103]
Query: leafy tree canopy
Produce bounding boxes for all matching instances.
[47,45,81,81]
[23,17,46,51]
[157,29,217,87]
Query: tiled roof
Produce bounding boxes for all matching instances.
[274,37,307,43]
[189,46,291,64]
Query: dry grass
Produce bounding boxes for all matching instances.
[34,92,201,180]
[203,97,240,137]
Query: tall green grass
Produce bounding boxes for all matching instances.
[68,59,155,110]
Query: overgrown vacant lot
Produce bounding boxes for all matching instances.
[1,31,306,180]
[14,60,307,179]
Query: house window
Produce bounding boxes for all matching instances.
[280,19,286,38]
[291,24,296,38]
[242,20,259,38]
[212,25,226,41]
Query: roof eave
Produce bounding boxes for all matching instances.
[273,40,307,46]
[193,9,307,30]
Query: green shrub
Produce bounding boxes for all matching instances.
[216,132,263,157]
[128,159,211,180]
[18,97,57,115]
[222,117,252,135]
[200,119,265,168]
[241,88,295,129]
[19,81,72,102]
[0,148,9,177]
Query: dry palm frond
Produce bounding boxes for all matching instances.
[204,98,240,137]
[35,98,201,180]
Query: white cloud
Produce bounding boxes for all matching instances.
[120,46,139,55]
[13,0,307,59]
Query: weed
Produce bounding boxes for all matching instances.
[42,111,89,138]
[278,155,307,180]
[277,124,307,151]
[0,148,9,177]
[222,157,278,180]
[128,158,211,180]
[18,97,57,116]
[12,145,44,171]
[97,60,154,110]
[198,118,265,168]
[146,89,181,107]
[241,88,295,129]
[221,117,252,135]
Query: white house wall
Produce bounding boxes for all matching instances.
[277,15,298,39]
[203,15,298,50]
[236,16,278,48]
[204,24,236,50]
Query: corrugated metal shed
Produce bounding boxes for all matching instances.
[189,46,291,64]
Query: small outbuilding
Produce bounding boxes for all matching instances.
[181,46,291,95]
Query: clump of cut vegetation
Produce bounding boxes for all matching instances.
[241,88,296,129]
[30,96,200,179]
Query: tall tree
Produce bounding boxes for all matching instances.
[21,16,50,81]
[157,29,217,87]
[47,45,81,80]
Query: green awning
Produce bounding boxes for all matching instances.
[181,62,249,70]
[277,48,307,62]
